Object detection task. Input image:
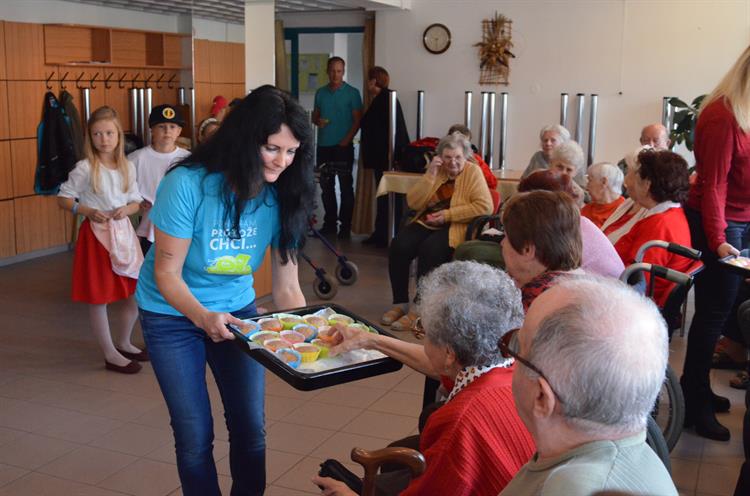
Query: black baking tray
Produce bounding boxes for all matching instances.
[229,304,402,391]
[719,255,750,276]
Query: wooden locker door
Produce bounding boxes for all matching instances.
[11,139,38,198]
[0,200,15,258]
[232,84,246,101]
[14,195,65,254]
[0,141,12,200]
[4,22,46,80]
[209,41,232,83]
[0,81,10,139]
[0,22,6,81]
[231,43,245,85]
[7,81,46,139]
[193,39,211,83]
[194,82,213,129]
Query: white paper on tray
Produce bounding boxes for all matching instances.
[297,349,388,373]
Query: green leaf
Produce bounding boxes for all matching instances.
[692,94,707,108]
[669,97,689,108]
[672,110,689,125]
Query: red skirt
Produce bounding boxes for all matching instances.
[72,219,137,304]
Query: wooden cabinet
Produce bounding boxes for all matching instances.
[209,41,232,83]
[11,139,37,198]
[105,85,132,132]
[0,81,9,139]
[14,195,65,254]
[0,141,12,200]
[253,249,272,298]
[44,24,190,70]
[0,200,15,258]
[5,21,46,80]
[44,25,110,65]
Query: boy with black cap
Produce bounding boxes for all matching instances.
[130,104,190,253]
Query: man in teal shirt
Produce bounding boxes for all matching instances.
[312,56,363,239]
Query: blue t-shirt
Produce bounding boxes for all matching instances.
[136,166,280,315]
[314,82,363,146]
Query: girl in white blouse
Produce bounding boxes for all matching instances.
[57,106,146,374]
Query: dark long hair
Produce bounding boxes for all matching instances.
[173,85,314,263]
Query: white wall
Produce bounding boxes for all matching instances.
[376,0,750,170]
[278,11,367,28]
[192,18,244,42]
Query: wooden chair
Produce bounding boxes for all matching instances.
[350,446,426,496]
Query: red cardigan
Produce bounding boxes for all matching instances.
[687,98,750,252]
[614,207,692,307]
[401,367,535,496]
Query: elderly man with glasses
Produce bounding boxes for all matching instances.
[500,276,678,496]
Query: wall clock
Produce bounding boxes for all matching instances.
[423,23,451,54]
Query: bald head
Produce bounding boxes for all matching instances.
[518,276,668,434]
[640,124,670,149]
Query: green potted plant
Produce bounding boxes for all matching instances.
[668,95,706,151]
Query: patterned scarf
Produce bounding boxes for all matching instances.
[446,358,514,403]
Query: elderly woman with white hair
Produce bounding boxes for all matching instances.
[314,261,535,496]
[382,133,493,332]
[522,124,571,179]
[581,162,626,228]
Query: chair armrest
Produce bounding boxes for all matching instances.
[351,446,426,496]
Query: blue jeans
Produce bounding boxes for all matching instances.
[139,302,265,496]
[682,208,750,404]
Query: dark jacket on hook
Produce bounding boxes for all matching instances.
[35,92,77,195]
[360,89,410,171]
[59,90,84,160]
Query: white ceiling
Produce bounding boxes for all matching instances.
[68,0,407,24]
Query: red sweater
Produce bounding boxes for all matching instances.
[614,207,692,307]
[687,98,750,252]
[401,367,535,496]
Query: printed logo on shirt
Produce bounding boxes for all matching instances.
[204,224,259,275]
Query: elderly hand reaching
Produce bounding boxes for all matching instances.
[328,324,376,357]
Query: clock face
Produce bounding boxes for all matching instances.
[423,23,451,54]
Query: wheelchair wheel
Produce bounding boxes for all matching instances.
[335,260,359,286]
[313,274,338,300]
[650,364,685,452]
[646,415,672,474]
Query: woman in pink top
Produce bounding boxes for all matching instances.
[681,46,750,442]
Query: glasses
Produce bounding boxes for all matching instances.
[412,317,425,340]
[498,328,565,404]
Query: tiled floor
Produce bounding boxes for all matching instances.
[0,235,745,495]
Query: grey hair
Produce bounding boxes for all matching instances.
[549,140,585,174]
[436,132,473,160]
[523,277,668,435]
[588,162,624,196]
[416,261,524,368]
[539,124,571,142]
[624,144,652,173]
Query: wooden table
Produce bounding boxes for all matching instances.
[376,169,523,240]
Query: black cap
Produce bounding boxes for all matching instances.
[149,104,185,127]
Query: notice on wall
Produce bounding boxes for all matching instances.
[287,53,331,93]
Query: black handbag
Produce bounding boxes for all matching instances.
[318,458,363,494]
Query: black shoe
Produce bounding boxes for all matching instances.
[317,225,337,237]
[105,360,142,374]
[116,348,150,362]
[693,413,731,441]
[712,392,731,413]
[362,234,387,247]
[337,230,351,240]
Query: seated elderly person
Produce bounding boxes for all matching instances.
[613,149,692,307]
[617,123,671,175]
[522,124,571,179]
[314,261,536,496]
[501,190,584,311]
[501,277,678,495]
[516,171,624,281]
[602,145,651,242]
[581,162,625,228]
[382,133,493,331]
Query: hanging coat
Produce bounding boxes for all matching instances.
[59,90,84,160]
[35,92,77,195]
